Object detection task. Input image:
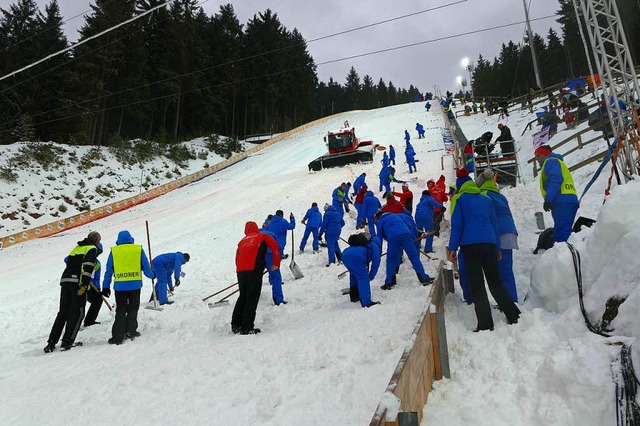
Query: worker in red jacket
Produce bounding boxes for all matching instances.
[354,184,369,229]
[231,221,280,335]
[392,182,414,213]
[381,193,406,213]
[428,175,448,237]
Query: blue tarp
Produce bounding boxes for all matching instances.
[566,78,587,90]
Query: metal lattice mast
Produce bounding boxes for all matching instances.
[576,0,640,179]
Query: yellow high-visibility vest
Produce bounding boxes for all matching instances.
[540,157,577,198]
[111,244,142,282]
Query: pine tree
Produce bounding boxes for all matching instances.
[344,67,360,110]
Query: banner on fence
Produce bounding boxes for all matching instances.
[441,127,455,154]
[532,128,550,148]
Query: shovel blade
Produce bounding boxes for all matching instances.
[289,261,304,279]
[338,270,349,280]
[208,300,230,309]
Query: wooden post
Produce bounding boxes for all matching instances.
[577,134,583,149]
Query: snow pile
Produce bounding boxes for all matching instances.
[530,243,578,313]
[582,180,640,336]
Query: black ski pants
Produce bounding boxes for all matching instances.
[461,243,520,330]
[231,270,263,333]
[48,282,87,346]
[112,289,140,342]
[84,287,102,325]
[433,211,444,237]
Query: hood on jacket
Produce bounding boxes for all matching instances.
[480,179,500,194]
[326,205,337,213]
[244,221,260,235]
[546,152,565,162]
[365,191,374,197]
[458,179,482,195]
[116,230,134,245]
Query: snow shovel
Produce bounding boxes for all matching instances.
[91,282,113,312]
[202,282,238,302]
[289,229,304,279]
[145,220,163,311]
[208,288,239,308]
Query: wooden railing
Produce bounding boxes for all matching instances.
[369,262,453,426]
[527,124,607,177]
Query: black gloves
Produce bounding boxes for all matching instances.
[102,288,111,298]
[543,201,552,212]
[441,206,447,213]
[174,279,181,287]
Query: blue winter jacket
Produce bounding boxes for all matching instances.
[480,180,517,235]
[447,181,501,252]
[416,123,424,134]
[398,210,419,239]
[363,191,382,217]
[345,241,382,280]
[332,186,346,207]
[405,148,415,163]
[389,146,395,160]
[415,193,443,221]
[267,215,296,251]
[260,228,277,256]
[376,212,411,242]
[321,206,345,235]
[302,205,322,228]
[152,252,187,280]
[541,153,579,205]
[404,130,410,142]
[103,230,154,291]
[353,173,366,195]
[381,152,390,167]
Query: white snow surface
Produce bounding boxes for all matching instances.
[1,98,634,426]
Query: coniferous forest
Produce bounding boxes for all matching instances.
[1,0,640,146]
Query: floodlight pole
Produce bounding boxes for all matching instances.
[523,0,543,89]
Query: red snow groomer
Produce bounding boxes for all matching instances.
[308,125,375,171]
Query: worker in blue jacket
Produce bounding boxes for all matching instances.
[331,182,347,217]
[415,190,443,253]
[416,122,425,139]
[320,204,345,266]
[342,233,382,307]
[389,144,396,165]
[398,210,422,253]
[382,166,403,197]
[353,173,367,197]
[102,230,155,344]
[425,101,431,112]
[261,223,287,305]
[299,202,322,253]
[404,130,410,144]
[405,144,417,174]
[447,175,520,331]
[378,165,389,192]
[477,169,519,302]
[381,151,390,168]
[151,252,189,306]
[82,243,103,326]
[363,191,382,236]
[266,210,296,258]
[375,211,431,289]
[534,146,579,242]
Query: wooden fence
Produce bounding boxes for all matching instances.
[0,112,351,250]
[369,262,453,426]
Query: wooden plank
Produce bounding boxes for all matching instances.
[569,150,607,172]
[430,312,442,381]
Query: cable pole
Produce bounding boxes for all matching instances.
[522,0,543,89]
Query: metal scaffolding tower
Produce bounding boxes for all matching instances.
[575,0,640,180]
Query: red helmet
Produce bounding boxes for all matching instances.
[498,123,503,129]
[427,179,435,187]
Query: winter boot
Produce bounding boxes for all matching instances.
[349,286,360,303]
[231,325,241,334]
[126,331,141,340]
[335,251,343,265]
[364,301,381,308]
[43,342,55,353]
[108,337,123,345]
[418,273,434,285]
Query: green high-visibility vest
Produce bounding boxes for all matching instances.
[111,244,142,282]
[540,157,577,198]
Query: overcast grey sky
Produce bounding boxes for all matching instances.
[9,0,562,93]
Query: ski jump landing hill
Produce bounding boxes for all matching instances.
[0,102,456,426]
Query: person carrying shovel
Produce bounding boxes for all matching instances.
[231,222,280,335]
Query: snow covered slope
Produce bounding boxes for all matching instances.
[0,102,451,425]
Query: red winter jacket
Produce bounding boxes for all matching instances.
[355,186,368,205]
[381,197,406,213]
[392,189,414,213]
[236,222,280,273]
[429,175,448,213]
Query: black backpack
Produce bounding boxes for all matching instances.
[348,233,371,247]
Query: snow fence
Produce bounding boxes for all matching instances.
[0,112,351,250]
[369,261,454,425]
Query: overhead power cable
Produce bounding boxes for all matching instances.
[0,0,176,83]
[0,14,556,130]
